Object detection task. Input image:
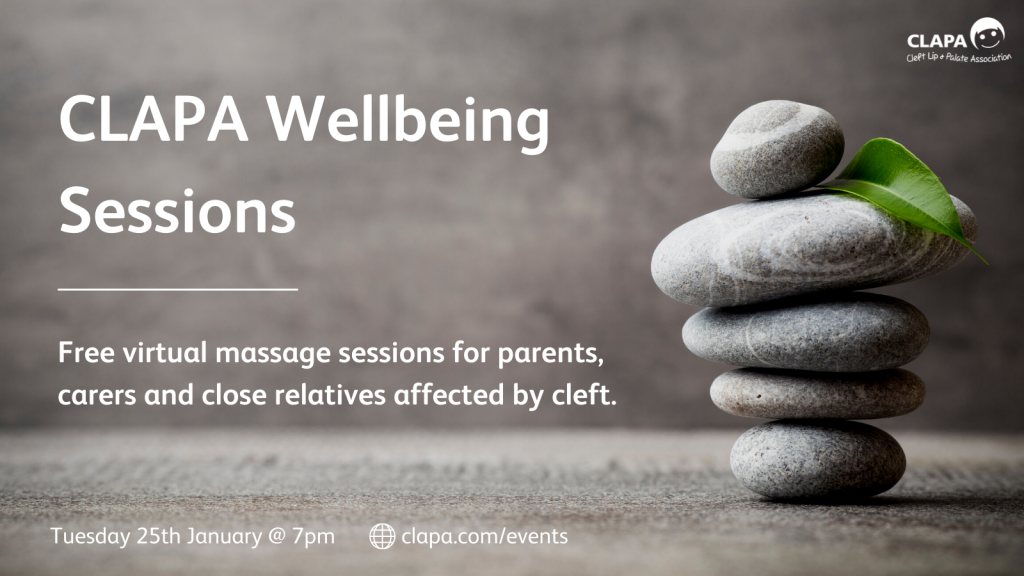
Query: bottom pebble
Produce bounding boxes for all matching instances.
[730,419,906,500]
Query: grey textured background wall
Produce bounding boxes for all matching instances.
[1,0,1021,429]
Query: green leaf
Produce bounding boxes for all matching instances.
[818,138,987,264]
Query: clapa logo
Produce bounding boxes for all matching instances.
[907,17,1006,50]
[971,18,1005,49]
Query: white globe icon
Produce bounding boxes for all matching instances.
[369,523,396,550]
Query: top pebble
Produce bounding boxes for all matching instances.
[711,100,844,199]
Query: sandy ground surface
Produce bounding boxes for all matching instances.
[1,429,1023,575]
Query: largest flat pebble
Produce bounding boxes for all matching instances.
[731,420,906,500]
[652,192,977,307]
[683,292,930,371]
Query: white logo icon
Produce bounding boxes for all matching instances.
[971,17,1005,49]
[369,523,396,550]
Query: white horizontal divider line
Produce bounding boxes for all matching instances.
[58,288,298,292]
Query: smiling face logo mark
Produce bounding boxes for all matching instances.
[971,17,1005,49]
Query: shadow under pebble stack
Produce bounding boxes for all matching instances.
[652,101,979,500]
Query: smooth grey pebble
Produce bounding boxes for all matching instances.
[711,368,926,420]
[683,292,930,371]
[730,420,906,500]
[710,100,844,199]
[651,192,977,307]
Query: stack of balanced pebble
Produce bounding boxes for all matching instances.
[651,100,978,500]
